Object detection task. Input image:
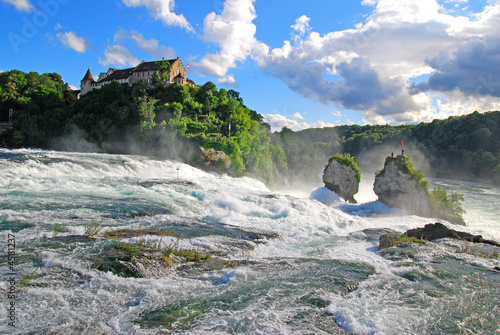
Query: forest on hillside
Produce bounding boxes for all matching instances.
[272,111,500,186]
[0,68,287,185]
[1,68,499,187]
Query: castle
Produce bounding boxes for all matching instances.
[80,57,195,95]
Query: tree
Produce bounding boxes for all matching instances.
[136,95,157,124]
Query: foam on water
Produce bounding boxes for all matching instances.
[1,149,499,334]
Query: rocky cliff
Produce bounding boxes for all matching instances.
[374,155,465,225]
[373,155,432,216]
[323,154,360,204]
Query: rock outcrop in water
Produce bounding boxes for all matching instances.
[323,154,360,204]
[374,155,466,225]
[374,155,432,216]
[379,222,500,250]
[406,222,500,246]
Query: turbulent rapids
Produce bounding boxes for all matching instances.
[0,149,499,334]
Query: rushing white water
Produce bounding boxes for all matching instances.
[0,148,499,334]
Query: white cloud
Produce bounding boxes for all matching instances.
[263,114,336,132]
[1,0,33,12]
[114,29,176,59]
[99,45,140,67]
[312,120,337,128]
[260,0,500,124]
[292,112,304,120]
[264,114,311,131]
[217,74,237,85]
[194,0,269,80]
[191,0,500,125]
[120,0,193,32]
[57,31,91,53]
[291,15,311,41]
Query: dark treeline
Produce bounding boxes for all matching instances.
[1,69,499,187]
[272,111,500,186]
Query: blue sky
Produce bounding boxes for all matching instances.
[1,0,500,131]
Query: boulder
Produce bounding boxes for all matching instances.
[405,222,500,246]
[200,147,231,171]
[378,222,500,250]
[323,155,360,204]
[378,234,413,249]
[374,156,432,217]
[374,156,466,225]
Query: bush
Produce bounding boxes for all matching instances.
[83,219,102,238]
[430,186,466,220]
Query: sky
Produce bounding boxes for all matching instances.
[1,0,500,131]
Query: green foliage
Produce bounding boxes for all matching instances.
[1,70,285,186]
[429,186,466,220]
[83,219,102,238]
[115,238,211,267]
[157,59,172,82]
[18,270,38,288]
[52,223,63,237]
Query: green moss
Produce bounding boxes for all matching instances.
[379,233,426,250]
[325,153,361,183]
[114,238,211,268]
[18,270,38,288]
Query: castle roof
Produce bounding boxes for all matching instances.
[133,61,158,73]
[98,68,134,83]
[133,57,182,73]
[82,69,95,82]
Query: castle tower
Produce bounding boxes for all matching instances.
[80,69,95,95]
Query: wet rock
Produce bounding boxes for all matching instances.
[379,234,411,249]
[323,155,360,204]
[374,156,466,225]
[374,156,432,216]
[103,229,177,239]
[405,222,500,247]
[378,222,500,250]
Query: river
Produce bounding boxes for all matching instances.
[0,148,499,334]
